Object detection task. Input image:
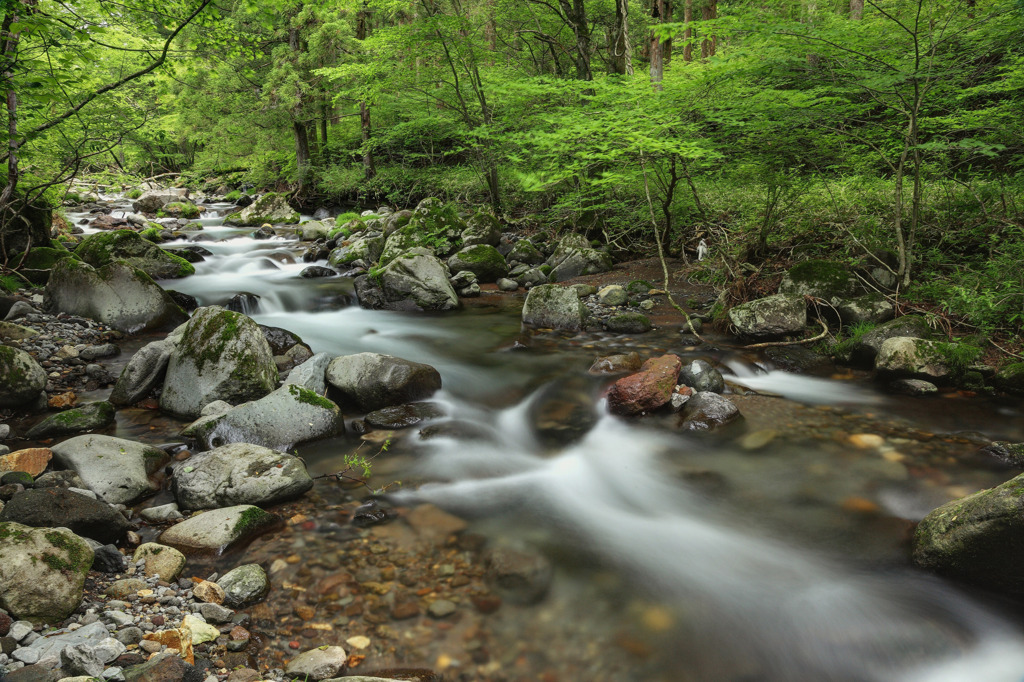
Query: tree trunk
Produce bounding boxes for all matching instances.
[850,0,864,20]
[650,0,665,88]
[701,0,717,58]
[307,122,319,162]
[293,121,310,183]
[319,107,329,162]
[558,0,592,80]
[360,101,375,180]
[610,0,632,75]
[683,0,692,62]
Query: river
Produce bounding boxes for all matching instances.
[69,197,1024,681]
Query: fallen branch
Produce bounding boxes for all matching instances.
[743,317,830,349]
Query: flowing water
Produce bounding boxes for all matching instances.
[73,199,1024,680]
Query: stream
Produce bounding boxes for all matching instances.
[67,198,1024,681]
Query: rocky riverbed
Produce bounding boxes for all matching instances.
[2,189,1024,682]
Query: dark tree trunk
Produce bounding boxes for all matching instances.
[293,121,310,184]
[360,101,375,180]
[610,0,632,75]
[557,0,592,80]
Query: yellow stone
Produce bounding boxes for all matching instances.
[848,433,885,449]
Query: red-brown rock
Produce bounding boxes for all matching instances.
[0,448,52,477]
[606,354,682,416]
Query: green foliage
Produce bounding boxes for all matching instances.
[0,275,21,293]
[224,190,243,202]
[126,189,143,200]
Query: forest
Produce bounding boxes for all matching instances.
[1,0,1023,340]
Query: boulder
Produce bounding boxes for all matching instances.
[378,248,460,311]
[680,392,742,431]
[678,359,725,393]
[460,212,502,247]
[848,315,933,365]
[326,353,442,412]
[364,402,445,429]
[109,338,176,405]
[45,259,187,333]
[24,620,110,661]
[171,443,313,510]
[75,230,194,279]
[25,401,115,439]
[778,260,860,299]
[328,235,385,268]
[447,245,507,283]
[521,284,587,331]
[588,352,643,375]
[606,312,652,333]
[0,523,92,622]
[545,234,612,281]
[606,354,682,416]
[180,384,342,451]
[378,201,465,265]
[994,363,1024,396]
[913,474,1024,596]
[728,294,807,339]
[158,505,279,553]
[0,448,51,477]
[50,435,165,505]
[0,489,129,544]
[874,337,952,381]
[0,345,46,408]
[858,249,900,292]
[283,352,332,395]
[597,285,628,306]
[132,190,179,213]
[160,307,278,419]
[833,293,895,325]
[217,563,270,607]
[298,221,331,241]
[507,239,544,265]
[229,193,299,226]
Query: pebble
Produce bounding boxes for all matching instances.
[8,622,33,642]
[427,599,457,618]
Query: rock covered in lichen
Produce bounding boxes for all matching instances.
[728,294,807,339]
[171,442,313,510]
[378,248,461,311]
[778,259,860,299]
[75,229,194,279]
[158,505,279,553]
[874,337,952,381]
[0,345,46,408]
[160,307,278,419]
[545,234,612,281]
[522,284,587,331]
[0,522,93,622]
[447,244,507,283]
[25,401,115,439]
[226,193,299,226]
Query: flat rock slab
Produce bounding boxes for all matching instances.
[26,621,110,660]
[50,435,165,505]
[0,449,52,477]
[159,505,280,553]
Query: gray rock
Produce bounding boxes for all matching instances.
[283,353,332,395]
[484,545,552,604]
[4,301,38,321]
[26,621,109,661]
[103,611,134,628]
[379,249,460,311]
[849,315,934,365]
[522,284,587,331]
[0,524,92,622]
[158,505,279,553]
[427,599,456,618]
[496,278,518,292]
[728,294,807,339]
[507,239,544,265]
[197,603,234,624]
[447,245,507,283]
[61,641,105,677]
[778,260,860,299]
[139,503,182,523]
[160,307,278,419]
[678,359,725,393]
[913,473,1024,595]
[50,435,164,505]
[12,647,38,664]
[232,193,299,226]
[171,443,313,510]
[0,347,46,409]
[681,392,742,431]
[9,622,33,641]
[217,564,270,608]
[284,645,348,681]
[131,190,179,213]
[545,234,612,281]
[875,337,952,381]
[180,385,341,451]
[516,268,547,288]
[833,293,895,325]
[596,285,628,306]
[200,400,233,417]
[25,402,115,439]
[460,212,501,247]
[889,378,938,395]
[133,543,186,582]
[0,488,129,544]
[298,221,331,241]
[108,339,175,406]
[114,627,143,646]
[45,260,187,334]
[328,235,384,268]
[75,230,194,280]
[326,352,441,412]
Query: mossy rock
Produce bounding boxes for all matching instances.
[25,401,115,439]
[779,259,860,299]
[461,212,501,247]
[507,239,544,265]
[139,227,165,243]
[75,229,194,279]
[161,202,201,219]
[230,193,299,226]
[994,363,1024,396]
[0,523,93,623]
[0,345,46,408]
[18,247,79,284]
[447,244,507,283]
[328,234,385,268]
[606,312,652,333]
[849,315,934,366]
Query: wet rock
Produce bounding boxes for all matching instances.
[913,473,1024,596]
[849,315,934,366]
[109,336,179,406]
[522,284,587,331]
[50,435,164,505]
[24,401,115,439]
[0,523,92,622]
[225,293,260,314]
[300,265,336,279]
[328,235,385,268]
[418,420,492,441]
[497,278,518,292]
[284,645,348,680]
[678,359,725,394]
[171,442,313,510]
[139,503,183,523]
[326,352,442,412]
[45,259,187,334]
[889,378,938,396]
[217,564,270,608]
[762,345,833,374]
[728,294,807,339]
[427,599,456,618]
[606,312,652,334]
[364,402,445,429]
[0,488,129,544]
[160,307,278,420]
[994,362,1024,396]
[484,545,552,604]
[507,239,544,265]
[588,352,642,375]
[283,352,332,395]
[875,337,952,382]
[0,449,51,478]
[132,190,179,213]
[134,543,186,581]
[980,441,1024,467]
[679,392,742,431]
[75,230,195,280]
[0,346,46,409]
[159,505,279,553]
[229,193,299,226]
[379,248,460,311]
[606,354,682,416]
[4,665,59,682]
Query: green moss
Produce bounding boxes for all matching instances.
[21,247,75,270]
[224,212,242,224]
[335,211,361,226]
[288,384,336,410]
[167,251,196,277]
[140,227,164,243]
[626,279,655,295]
[224,190,242,202]
[163,202,201,219]
[126,189,143,199]
[232,506,271,535]
[539,265,552,276]
[787,259,849,285]
[178,308,243,373]
[0,523,30,542]
[42,530,91,573]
